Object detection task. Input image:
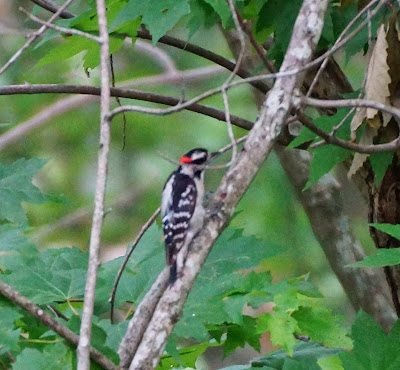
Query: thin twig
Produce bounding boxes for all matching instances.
[0,280,118,370]
[77,0,111,367]
[109,207,161,323]
[19,7,101,42]
[221,0,247,163]
[303,96,400,122]
[0,0,75,76]
[110,54,128,150]
[306,0,380,97]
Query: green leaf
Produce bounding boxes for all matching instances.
[340,311,388,369]
[304,145,351,190]
[0,158,49,225]
[292,307,352,349]
[96,224,165,313]
[257,0,302,66]
[287,109,352,150]
[317,355,344,370]
[185,0,219,37]
[202,0,234,28]
[257,312,298,355]
[0,308,22,354]
[370,223,400,240]
[339,313,400,369]
[13,342,73,370]
[283,358,308,370]
[96,320,129,353]
[113,0,190,44]
[159,341,219,369]
[175,229,283,340]
[224,316,260,356]
[349,249,400,268]
[369,151,393,186]
[36,36,97,68]
[1,247,87,304]
[251,341,343,370]
[331,3,383,62]
[36,35,124,70]
[0,224,37,255]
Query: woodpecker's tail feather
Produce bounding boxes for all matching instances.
[169,262,178,285]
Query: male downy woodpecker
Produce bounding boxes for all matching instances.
[161,148,209,284]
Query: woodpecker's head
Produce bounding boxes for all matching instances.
[179,148,209,176]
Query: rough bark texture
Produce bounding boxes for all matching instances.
[369,161,400,317]
[121,1,330,368]
[276,147,396,331]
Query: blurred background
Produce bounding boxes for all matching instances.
[0,0,374,367]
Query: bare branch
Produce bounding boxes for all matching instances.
[30,0,75,19]
[0,0,75,76]
[0,280,118,370]
[77,0,111,367]
[298,111,400,154]
[123,1,329,367]
[303,96,400,120]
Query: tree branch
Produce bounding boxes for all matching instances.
[121,1,329,367]
[30,0,75,19]
[0,83,253,139]
[0,280,118,370]
[77,0,111,367]
[0,0,75,76]
[298,111,400,154]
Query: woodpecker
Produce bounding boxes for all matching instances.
[161,148,210,284]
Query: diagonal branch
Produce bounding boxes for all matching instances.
[30,0,75,19]
[77,0,111,368]
[119,1,330,368]
[0,280,118,370]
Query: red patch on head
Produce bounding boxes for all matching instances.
[180,155,192,164]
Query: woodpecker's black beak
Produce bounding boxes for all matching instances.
[209,151,220,161]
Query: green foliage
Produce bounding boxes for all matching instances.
[369,151,394,186]
[350,248,400,268]
[12,342,73,370]
[256,287,351,356]
[350,224,400,267]
[256,0,302,65]
[0,158,51,225]
[286,109,353,190]
[370,223,400,240]
[304,145,351,190]
[114,0,190,43]
[0,308,22,355]
[2,0,397,368]
[0,194,349,367]
[339,311,400,370]
[0,247,87,305]
[221,342,343,370]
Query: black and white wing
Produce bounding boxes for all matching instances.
[161,172,197,269]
